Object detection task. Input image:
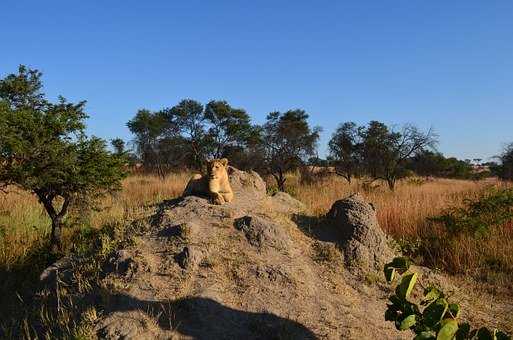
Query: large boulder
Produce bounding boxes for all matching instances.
[227,166,266,201]
[327,193,395,272]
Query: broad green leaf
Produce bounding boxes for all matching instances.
[476,328,512,340]
[447,303,460,318]
[414,331,436,340]
[385,305,399,321]
[422,286,443,305]
[437,319,458,340]
[390,256,412,273]
[384,265,396,283]
[423,298,448,327]
[389,295,403,306]
[395,272,418,300]
[455,322,471,340]
[476,327,494,340]
[496,330,512,340]
[399,314,417,330]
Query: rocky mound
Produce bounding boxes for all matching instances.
[92,169,408,339]
[327,193,395,273]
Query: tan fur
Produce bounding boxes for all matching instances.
[183,158,233,204]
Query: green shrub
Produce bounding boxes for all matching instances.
[430,188,513,236]
[384,257,511,340]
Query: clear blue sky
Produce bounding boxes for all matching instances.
[2,1,512,160]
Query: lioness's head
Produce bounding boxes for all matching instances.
[207,158,229,180]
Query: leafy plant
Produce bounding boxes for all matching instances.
[384,257,511,340]
[430,188,513,236]
[0,66,127,247]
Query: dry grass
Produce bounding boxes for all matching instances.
[285,175,488,235]
[0,173,190,269]
[282,174,513,285]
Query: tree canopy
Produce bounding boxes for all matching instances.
[0,66,126,247]
[127,99,261,174]
[328,121,362,183]
[262,110,321,191]
[328,121,438,190]
[497,143,513,180]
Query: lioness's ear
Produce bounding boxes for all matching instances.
[220,158,228,167]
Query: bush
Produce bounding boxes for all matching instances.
[430,188,513,236]
[384,257,511,340]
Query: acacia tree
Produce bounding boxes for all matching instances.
[126,109,175,176]
[167,99,208,169]
[204,100,257,159]
[262,110,321,191]
[359,121,437,190]
[0,66,126,247]
[328,121,362,183]
[498,143,513,180]
[128,99,262,172]
[111,138,126,156]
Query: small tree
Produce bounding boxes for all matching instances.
[262,110,321,191]
[204,100,257,160]
[0,66,126,247]
[127,108,174,176]
[111,138,126,156]
[168,99,208,169]
[359,121,437,190]
[328,122,362,183]
[498,143,513,180]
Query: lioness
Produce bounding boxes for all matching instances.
[183,158,234,205]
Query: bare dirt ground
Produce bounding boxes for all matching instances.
[91,168,512,339]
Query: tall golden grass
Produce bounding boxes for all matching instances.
[0,173,190,269]
[286,174,513,283]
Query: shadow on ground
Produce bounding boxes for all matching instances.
[292,213,344,244]
[101,293,318,340]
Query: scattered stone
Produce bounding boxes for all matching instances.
[39,256,72,282]
[108,249,138,276]
[268,191,305,214]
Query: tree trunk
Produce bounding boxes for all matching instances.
[36,192,71,249]
[50,216,63,248]
[272,168,287,192]
[386,177,396,191]
[336,171,352,183]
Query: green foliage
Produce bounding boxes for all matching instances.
[262,110,321,191]
[495,143,513,181]
[407,151,477,179]
[328,120,437,190]
[0,65,126,246]
[127,99,261,173]
[384,257,511,340]
[430,188,513,236]
[328,121,362,182]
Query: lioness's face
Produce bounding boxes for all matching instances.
[207,158,228,179]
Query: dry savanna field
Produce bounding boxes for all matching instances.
[1,171,512,293]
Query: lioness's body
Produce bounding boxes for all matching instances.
[183,158,234,205]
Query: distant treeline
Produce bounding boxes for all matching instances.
[122,99,513,190]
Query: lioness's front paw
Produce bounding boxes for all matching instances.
[212,194,225,205]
